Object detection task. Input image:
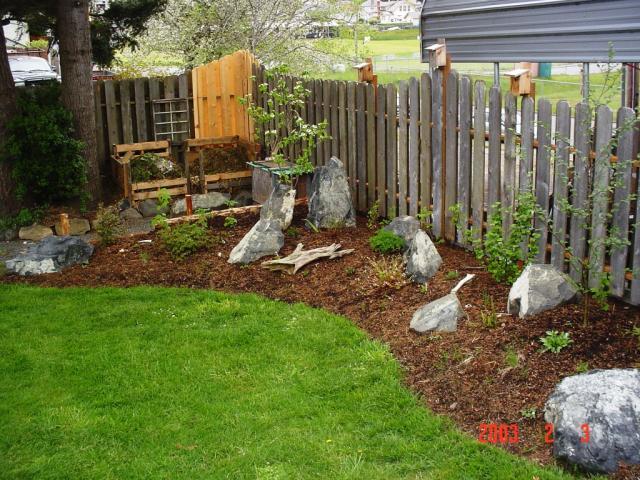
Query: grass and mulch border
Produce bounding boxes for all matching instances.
[2,207,639,477]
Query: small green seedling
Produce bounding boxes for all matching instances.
[445,270,459,281]
[575,361,590,373]
[224,216,238,228]
[520,407,536,420]
[540,331,572,354]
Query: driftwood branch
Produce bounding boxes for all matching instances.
[451,273,476,294]
[261,243,354,274]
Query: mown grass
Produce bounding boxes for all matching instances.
[0,285,577,479]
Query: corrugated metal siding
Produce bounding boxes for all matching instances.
[421,0,640,62]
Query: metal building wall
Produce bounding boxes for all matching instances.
[420,0,640,63]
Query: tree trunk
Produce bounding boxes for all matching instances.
[56,0,102,205]
[0,25,19,216]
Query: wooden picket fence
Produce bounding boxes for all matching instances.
[254,65,640,304]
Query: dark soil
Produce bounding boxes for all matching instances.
[4,207,640,478]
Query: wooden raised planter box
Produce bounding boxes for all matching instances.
[184,136,260,194]
[111,140,187,204]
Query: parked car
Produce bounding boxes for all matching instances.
[9,56,60,87]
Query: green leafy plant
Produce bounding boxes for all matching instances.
[445,270,459,281]
[1,82,87,204]
[286,226,301,238]
[151,189,172,229]
[419,284,428,294]
[224,199,239,208]
[367,257,406,289]
[474,191,542,284]
[575,361,590,373]
[94,203,125,246]
[345,266,356,277]
[158,213,210,260]
[139,252,150,264]
[305,219,319,233]
[480,291,498,328]
[416,207,432,231]
[367,201,380,230]
[504,347,519,368]
[369,228,404,254]
[240,65,328,186]
[224,216,238,228]
[630,326,640,350]
[520,407,537,420]
[539,331,572,354]
[0,207,47,232]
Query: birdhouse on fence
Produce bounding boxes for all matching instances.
[353,58,377,86]
[426,42,447,68]
[505,68,533,96]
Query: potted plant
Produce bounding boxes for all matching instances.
[240,65,328,204]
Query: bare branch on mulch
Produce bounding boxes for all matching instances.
[261,243,354,274]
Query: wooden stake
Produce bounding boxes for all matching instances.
[185,194,193,216]
[59,213,70,236]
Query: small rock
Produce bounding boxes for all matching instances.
[232,190,253,207]
[228,219,284,264]
[54,218,90,236]
[260,184,295,230]
[508,264,578,318]
[5,236,93,275]
[137,199,167,218]
[544,369,640,473]
[410,293,463,333]
[1,226,18,241]
[171,192,230,216]
[18,224,53,242]
[307,157,356,229]
[120,207,143,220]
[404,230,442,283]
[118,198,131,211]
[383,215,420,247]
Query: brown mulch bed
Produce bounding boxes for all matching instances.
[4,207,640,477]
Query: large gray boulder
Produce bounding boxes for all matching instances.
[383,215,420,248]
[410,293,463,333]
[508,264,578,318]
[172,192,230,216]
[228,219,284,264]
[404,230,442,283]
[54,218,90,236]
[137,199,168,218]
[544,369,640,473]
[5,236,93,275]
[120,207,143,220]
[260,184,295,230]
[18,224,53,241]
[307,157,355,229]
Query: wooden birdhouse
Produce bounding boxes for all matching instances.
[353,58,377,86]
[505,68,533,96]
[426,42,447,68]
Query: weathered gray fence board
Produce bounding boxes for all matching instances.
[569,102,591,283]
[419,73,432,219]
[589,105,613,289]
[376,84,387,216]
[94,82,107,168]
[502,92,516,239]
[120,80,134,144]
[471,80,486,244]
[444,71,459,241]
[610,107,635,297]
[386,83,398,217]
[347,82,357,200]
[315,80,324,164]
[366,83,377,207]
[133,78,148,142]
[356,82,367,211]
[408,77,420,216]
[285,76,294,161]
[431,69,443,238]
[323,80,331,161]
[163,76,176,99]
[397,81,409,216]
[306,79,317,165]
[331,81,339,157]
[338,82,347,168]
[103,80,120,148]
[535,99,552,263]
[519,96,535,193]
[487,85,501,216]
[550,101,571,269]
[458,75,472,246]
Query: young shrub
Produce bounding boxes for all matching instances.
[94,203,125,246]
[1,82,87,204]
[369,228,404,254]
[539,330,572,354]
[158,214,210,260]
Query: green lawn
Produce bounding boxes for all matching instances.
[0,285,575,479]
